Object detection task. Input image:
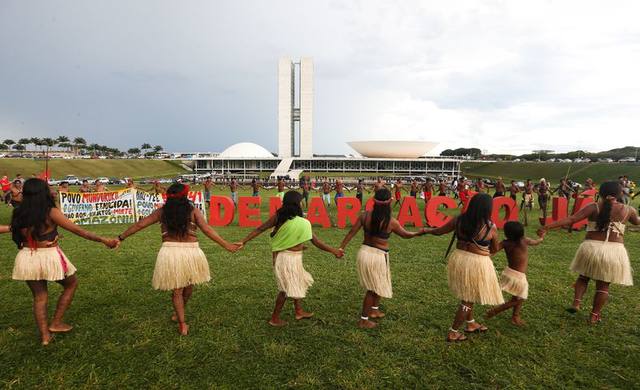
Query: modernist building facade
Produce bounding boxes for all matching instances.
[192,58,463,179]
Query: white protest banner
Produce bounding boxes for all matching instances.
[59,189,136,225]
[134,190,207,220]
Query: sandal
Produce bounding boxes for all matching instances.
[464,319,488,333]
[566,299,581,314]
[446,328,468,342]
[588,312,602,325]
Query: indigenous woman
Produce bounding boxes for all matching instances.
[423,193,504,342]
[239,191,343,327]
[538,181,639,323]
[118,183,240,335]
[339,188,425,329]
[10,178,118,345]
[537,178,550,222]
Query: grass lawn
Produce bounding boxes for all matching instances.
[462,161,640,183]
[0,187,639,388]
[0,159,188,180]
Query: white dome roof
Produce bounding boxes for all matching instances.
[348,140,438,158]
[219,142,274,158]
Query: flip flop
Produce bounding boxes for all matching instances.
[464,324,488,333]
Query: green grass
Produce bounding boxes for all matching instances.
[1,188,639,388]
[0,159,188,180]
[462,161,640,183]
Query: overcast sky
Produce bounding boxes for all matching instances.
[1,1,639,155]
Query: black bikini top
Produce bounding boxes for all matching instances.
[457,220,493,248]
[362,213,391,239]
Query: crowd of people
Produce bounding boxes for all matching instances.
[1,174,638,346]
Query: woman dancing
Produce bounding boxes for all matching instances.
[423,193,504,342]
[239,191,343,326]
[118,183,240,335]
[339,188,425,329]
[538,181,639,323]
[10,178,119,345]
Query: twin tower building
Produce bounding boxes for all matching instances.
[278,57,313,158]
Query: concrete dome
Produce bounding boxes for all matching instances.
[348,140,438,158]
[219,142,274,158]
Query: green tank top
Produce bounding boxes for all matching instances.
[271,216,313,252]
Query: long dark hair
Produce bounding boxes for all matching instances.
[458,193,493,239]
[271,190,303,237]
[596,181,622,231]
[161,183,194,236]
[11,178,57,248]
[369,188,392,236]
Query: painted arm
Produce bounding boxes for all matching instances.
[311,233,342,258]
[489,227,500,255]
[119,208,162,240]
[628,207,640,226]
[240,215,277,245]
[539,203,596,233]
[339,214,363,249]
[423,216,457,236]
[525,236,544,246]
[49,208,118,248]
[193,209,239,252]
[390,219,425,239]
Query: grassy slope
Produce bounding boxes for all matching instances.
[0,187,639,388]
[462,162,640,183]
[0,159,188,179]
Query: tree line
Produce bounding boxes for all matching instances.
[0,137,164,158]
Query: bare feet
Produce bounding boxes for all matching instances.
[357,319,377,329]
[511,317,526,326]
[41,334,55,346]
[446,330,467,342]
[268,318,288,327]
[369,310,385,319]
[484,308,497,320]
[464,322,488,333]
[178,322,189,336]
[171,314,178,322]
[48,322,74,333]
[295,311,314,320]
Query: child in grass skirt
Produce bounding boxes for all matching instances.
[484,221,544,326]
[118,183,240,335]
[240,191,343,327]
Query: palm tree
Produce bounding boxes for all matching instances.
[56,136,70,151]
[18,138,31,149]
[89,143,100,157]
[13,144,26,156]
[3,139,15,148]
[127,148,141,157]
[73,137,87,155]
[0,142,7,151]
[153,145,163,153]
[31,137,43,152]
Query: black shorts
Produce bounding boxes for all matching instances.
[510,194,517,201]
[356,192,363,202]
[493,192,504,198]
[410,191,417,197]
[538,195,548,206]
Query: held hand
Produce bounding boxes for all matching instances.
[104,238,120,249]
[225,242,241,253]
[233,242,245,251]
[536,228,546,238]
[334,248,344,259]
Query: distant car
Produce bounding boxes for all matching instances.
[108,177,123,185]
[618,157,636,163]
[513,158,521,162]
[598,158,614,163]
[95,177,109,184]
[64,175,81,185]
[48,178,60,186]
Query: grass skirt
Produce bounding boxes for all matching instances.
[570,240,633,285]
[500,267,529,300]
[12,247,77,281]
[273,250,314,299]
[356,245,393,298]
[447,249,504,305]
[152,242,211,290]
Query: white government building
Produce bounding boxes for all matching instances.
[193,58,462,179]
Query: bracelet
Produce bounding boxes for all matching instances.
[118,235,125,241]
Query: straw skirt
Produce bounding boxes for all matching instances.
[273,250,314,299]
[356,245,393,298]
[500,267,529,300]
[12,247,77,281]
[152,242,211,290]
[447,249,504,305]
[570,240,633,285]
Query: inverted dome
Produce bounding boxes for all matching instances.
[348,141,438,158]
[219,142,274,158]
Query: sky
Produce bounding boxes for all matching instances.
[1,0,639,155]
